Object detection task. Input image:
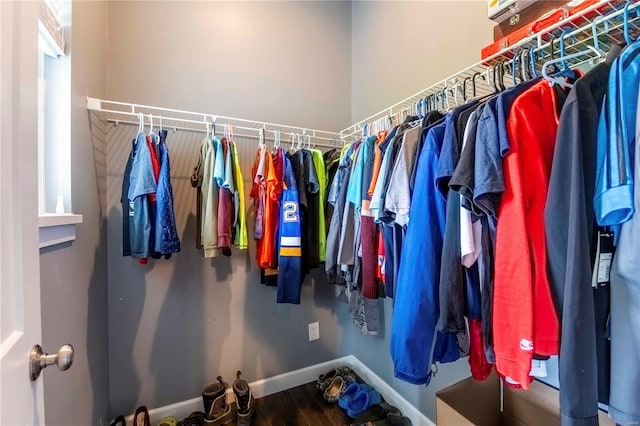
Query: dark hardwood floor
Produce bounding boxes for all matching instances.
[228,382,353,426]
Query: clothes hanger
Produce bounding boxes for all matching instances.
[137,112,143,134]
[542,44,603,88]
[148,114,154,135]
[205,119,210,141]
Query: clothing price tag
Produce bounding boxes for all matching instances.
[530,359,548,378]
[592,230,614,288]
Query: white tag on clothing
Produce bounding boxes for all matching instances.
[530,359,548,378]
[597,253,613,284]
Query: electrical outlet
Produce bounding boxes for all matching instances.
[308,322,320,341]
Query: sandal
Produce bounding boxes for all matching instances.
[133,406,151,426]
[156,416,178,426]
[347,387,382,418]
[316,366,353,392]
[181,411,205,426]
[324,374,355,403]
[109,415,126,426]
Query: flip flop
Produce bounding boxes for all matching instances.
[156,416,178,426]
[133,406,151,426]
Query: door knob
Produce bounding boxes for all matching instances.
[29,344,74,381]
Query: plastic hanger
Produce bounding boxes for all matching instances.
[542,45,603,88]
[137,112,143,134]
[205,119,210,140]
[148,114,154,135]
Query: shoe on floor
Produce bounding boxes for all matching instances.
[133,406,151,426]
[181,411,205,426]
[156,416,178,426]
[109,415,126,426]
[202,376,236,425]
[316,366,354,392]
[233,370,255,426]
[346,386,382,418]
[352,402,402,424]
[324,374,355,403]
[339,383,372,410]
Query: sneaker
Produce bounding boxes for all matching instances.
[181,411,205,426]
[316,366,354,392]
[233,371,255,426]
[202,376,236,425]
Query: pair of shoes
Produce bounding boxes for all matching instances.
[181,411,205,426]
[202,376,236,425]
[338,383,382,418]
[316,366,354,393]
[202,372,255,425]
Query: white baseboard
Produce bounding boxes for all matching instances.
[123,355,434,426]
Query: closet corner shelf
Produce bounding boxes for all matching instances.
[340,0,639,140]
[38,213,83,249]
[86,97,343,149]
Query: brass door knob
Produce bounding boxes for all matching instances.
[29,344,74,381]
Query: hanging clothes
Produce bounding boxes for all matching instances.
[493,79,570,388]
[154,129,181,256]
[126,131,157,263]
[276,155,303,304]
[545,45,621,425]
[593,42,640,426]
[231,140,248,250]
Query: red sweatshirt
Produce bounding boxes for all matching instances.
[493,81,563,388]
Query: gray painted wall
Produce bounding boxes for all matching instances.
[346,1,495,421]
[107,1,352,132]
[104,1,353,417]
[39,1,110,425]
[351,0,495,123]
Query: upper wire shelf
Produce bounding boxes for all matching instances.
[340,0,640,140]
[86,97,343,148]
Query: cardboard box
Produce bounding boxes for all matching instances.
[436,373,614,425]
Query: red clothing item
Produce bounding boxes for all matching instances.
[493,81,563,388]
[468,318,493,381]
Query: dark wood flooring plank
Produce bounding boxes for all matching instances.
[301,382,351,426]
[226,382,354,426]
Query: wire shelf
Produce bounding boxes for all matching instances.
[340,0,640,140]
[86,97,343,149]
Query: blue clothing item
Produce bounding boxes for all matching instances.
[436,102,477,199]
[122,138,136,257]
[472,80,539,217]
[328,143,357,206]
[496,77,541,156]
[594,43,640,239]
[347,136,376,210]
[128,132,156,258]
[128,132,156,201]
[277,156,303,304]
[212,136,224,188]
[154,130,181,255]
[390,122,458,385]
[371,138,395,222]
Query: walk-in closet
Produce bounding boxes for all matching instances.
[2,1,639,425]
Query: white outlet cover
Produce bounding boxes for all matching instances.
[308,322,320,341]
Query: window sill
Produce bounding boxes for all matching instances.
[38,213,83,249]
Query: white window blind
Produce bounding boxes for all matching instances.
[38,0,66,57]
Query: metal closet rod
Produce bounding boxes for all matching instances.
[340,0,636,139]
[105,119,341,149]
[86,96,342,143]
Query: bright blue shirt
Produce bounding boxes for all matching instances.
[346,135,376,210]
[594,43,640,240]
[390,122,459,385]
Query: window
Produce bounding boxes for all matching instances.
[38,0,82,248]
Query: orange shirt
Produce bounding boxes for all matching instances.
[367,131,387,197]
